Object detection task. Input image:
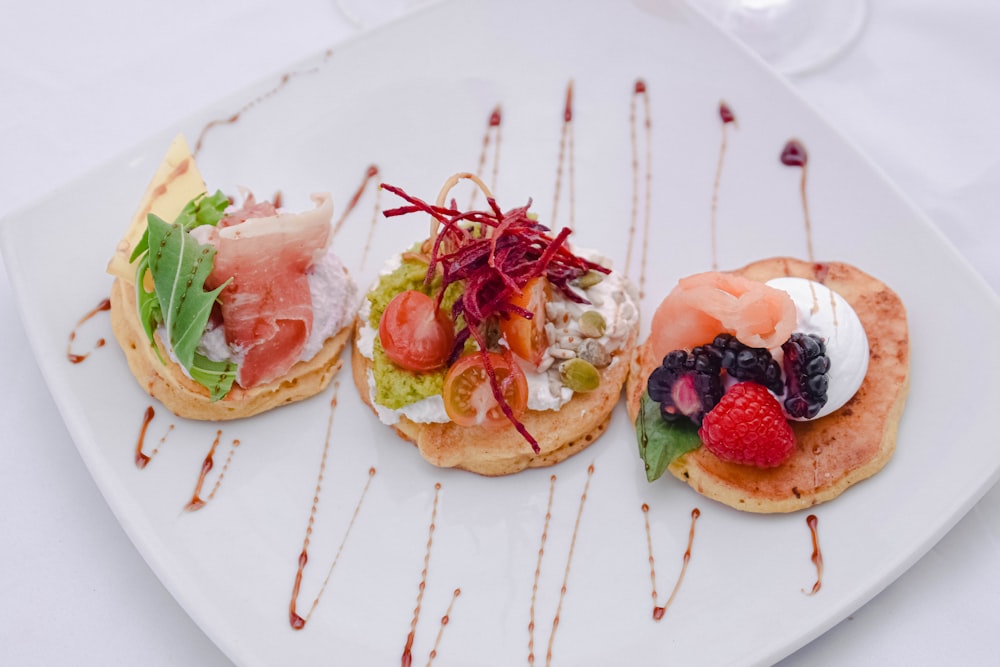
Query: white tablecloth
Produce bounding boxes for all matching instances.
[2,1,998,664]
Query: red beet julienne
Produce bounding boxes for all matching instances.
[551,80,575,231]
[66,297,111,364]
[380,174,607,453]
[641,504,700,622]
[626,78,652,299]
[288,383,377,630]
[192,47,335,158]
[711,101,738,271]
[468,104,503,210]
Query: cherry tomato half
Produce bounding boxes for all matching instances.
[442,351,528,428]
[500,277,549,367]
[379,290,455,372]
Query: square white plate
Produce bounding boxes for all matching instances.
[4,0,1000,664]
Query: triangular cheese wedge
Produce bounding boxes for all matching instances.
[106,134,207,282]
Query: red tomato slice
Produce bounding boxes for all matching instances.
[442,351,528,428]
[500,277,549,366]
[379,290,455,372]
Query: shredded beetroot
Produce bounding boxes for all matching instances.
[381,183,608,453]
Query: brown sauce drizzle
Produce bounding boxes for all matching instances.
[528,474,557,665]
[626,79,652,298]
[711,101,737,271]
[330,164,382,271]
[184,430,240,512]
[288,385,376,630]
[551,80,575,231]
[424,588,461,667]
[402,482,443,667]
[133,405,174,469]
[131,158,192,233]
[544,464,594,665]
[469,105,503,209]
[780,139,814,264]
[272,190,284,209]
[527,464,594,666]
[193,48,334,158]
[780,138,832,313]
[642,505,700,621]
[67,297,111,364]
[803,514,823,595]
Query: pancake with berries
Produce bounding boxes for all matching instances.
[626,257,909,513]
[353,174,639,476]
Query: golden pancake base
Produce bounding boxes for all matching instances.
[625,258,910,513]
[109,278,350,421]
[352,318,638,476]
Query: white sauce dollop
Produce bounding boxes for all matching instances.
[766,277,869,420]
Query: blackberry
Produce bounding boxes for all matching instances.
[647,346,724,424]
[781,333,831,419]
[710,334,784,394]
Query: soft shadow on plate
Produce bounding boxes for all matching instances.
[3,0,1000,665]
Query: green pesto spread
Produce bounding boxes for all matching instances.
[367,255,464,410]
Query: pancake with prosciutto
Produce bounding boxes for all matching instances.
[626,258,909,513]
[107,135,356,420]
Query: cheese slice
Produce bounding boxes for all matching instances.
[106,134,207,283]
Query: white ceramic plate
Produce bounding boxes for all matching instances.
[4,0,1000,664]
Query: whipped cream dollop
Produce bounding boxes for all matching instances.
[358,248,639,425]
[766,277,869,420]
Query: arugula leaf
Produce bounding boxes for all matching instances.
[175,190,229,231]
[146,214,229,371]
[134,254,165,363]
[129,190,228,263]
[635,392,703,482]
[189,353,238,402]
[127,191,237,400]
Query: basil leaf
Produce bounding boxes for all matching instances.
[146,214,228,371]
[189,353,238,402]
[636,392,702,482]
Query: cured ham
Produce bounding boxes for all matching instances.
[204,193,333,388]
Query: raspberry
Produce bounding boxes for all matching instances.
[698,382,797,468]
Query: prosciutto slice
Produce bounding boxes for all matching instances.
[204,193,333,388]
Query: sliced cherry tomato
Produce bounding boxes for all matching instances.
[442,351,528,428]
[500,277,549,367]
[379,290,455,372]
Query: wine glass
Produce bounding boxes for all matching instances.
[691,0,869,75]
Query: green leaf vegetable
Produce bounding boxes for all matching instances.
[635,392,702,482]
[131,191,236,400]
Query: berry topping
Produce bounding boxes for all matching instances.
[711,333,784,394]
[647,347,724,424]
[698,382,797,468]
[781,333,831,419]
